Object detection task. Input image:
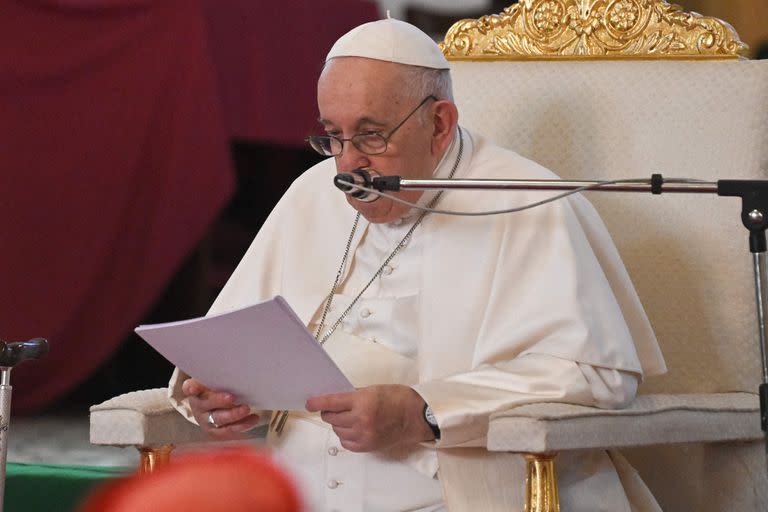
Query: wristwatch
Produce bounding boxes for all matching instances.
[423,403,441,440]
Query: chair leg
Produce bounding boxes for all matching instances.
[138,445,174,473]
[524,452,560,512]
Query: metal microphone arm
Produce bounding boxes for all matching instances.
[368,172,768,462]
[370,173,718,194]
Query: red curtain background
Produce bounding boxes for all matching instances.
[0,0,379,414]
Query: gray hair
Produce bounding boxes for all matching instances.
[399,65,454,103]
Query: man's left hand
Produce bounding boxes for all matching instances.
[306,384,434,452]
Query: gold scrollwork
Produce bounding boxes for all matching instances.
[440,0,748,59]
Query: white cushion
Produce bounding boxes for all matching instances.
[487,392,760,453]
[89,388,209,447]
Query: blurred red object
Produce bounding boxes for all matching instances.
[79,447,303,512]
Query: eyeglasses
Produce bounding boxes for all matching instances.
[306,95,437,157]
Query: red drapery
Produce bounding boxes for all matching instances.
[0,0,235,413]
[203,0,382,146]
[0,0,379,413]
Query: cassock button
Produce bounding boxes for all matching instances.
[327,479,340,489]
[328,446,339,456]
[382,265,393,276]
[360,308,372,318]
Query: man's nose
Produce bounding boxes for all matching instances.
[335,141,371,173]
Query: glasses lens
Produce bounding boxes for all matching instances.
[352,133,387,155]
[307,136,339,156]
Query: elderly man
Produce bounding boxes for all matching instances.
[170,19,666,512]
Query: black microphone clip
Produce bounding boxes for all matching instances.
[334,169,402,202]
[334,169,381,202]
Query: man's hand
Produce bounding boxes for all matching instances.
[182,378,261,439]
[306,384,434,452]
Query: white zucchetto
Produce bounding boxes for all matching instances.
[326,18,450,70]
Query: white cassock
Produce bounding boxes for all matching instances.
[169,127,667,511]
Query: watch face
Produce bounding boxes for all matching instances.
[425,405,438,426]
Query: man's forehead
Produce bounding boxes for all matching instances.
[317,82,393,126]
[319,60,407,107]
[317,58,422,130]
[319,59,417,106]
[317,114,387,128]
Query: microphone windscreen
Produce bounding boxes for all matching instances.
[334,173,356,192]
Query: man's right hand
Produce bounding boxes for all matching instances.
[182,378,261,439]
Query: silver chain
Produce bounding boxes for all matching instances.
[313,129,464,345]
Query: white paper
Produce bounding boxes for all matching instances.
[135,296,354,410]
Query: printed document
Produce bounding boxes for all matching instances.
[135,296,354,410]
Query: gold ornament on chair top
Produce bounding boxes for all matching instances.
[440,0,748,59]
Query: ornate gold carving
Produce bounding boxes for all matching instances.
[440,0,748,59]
[524,453,560,512]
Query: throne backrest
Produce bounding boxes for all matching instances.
[444,1,768,394]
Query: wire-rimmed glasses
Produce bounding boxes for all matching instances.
[306,95,437,157]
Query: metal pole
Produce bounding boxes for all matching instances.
[395,178,718,194]
[0,368,11,512]
[753,254,768,464]
[752,253,768,384]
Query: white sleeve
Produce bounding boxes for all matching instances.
[168,367,199,424]
[413,352,640,448]
[577,361,638,409]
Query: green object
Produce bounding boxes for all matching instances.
[5,463,130,512]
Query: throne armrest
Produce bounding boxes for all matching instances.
[487,392,761,453]
[91,390,761,451]
[90,388,209,448]
[438,393,762,511]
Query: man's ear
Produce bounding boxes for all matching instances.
[431,100,459,156]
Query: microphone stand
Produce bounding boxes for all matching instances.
[370,173,768,458]
[0,338,48,512]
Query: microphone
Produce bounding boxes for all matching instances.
[0,338,48,367]
[334,169,403,202]
[333,169,381,202]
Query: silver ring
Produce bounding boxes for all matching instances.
[207,411,220,429]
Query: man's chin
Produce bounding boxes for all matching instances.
[346,197,400,224]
